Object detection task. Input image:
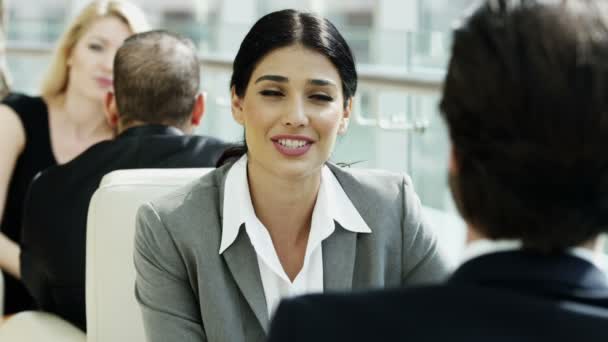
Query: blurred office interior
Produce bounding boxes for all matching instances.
[6,0,481,260]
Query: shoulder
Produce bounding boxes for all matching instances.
[2,92,42,106]
[136,164,232,257]
[2,92,46,116]
[142,163,231,229]
[147,134,232,166]
[329,164,412,194]
[0,93,47,143]
[189,134,231,147]
[328,164,415,211]
[279,284,445,312]
[0,93,37,125]
[0,101,26,138]
[182,134,232,150]
[0,96,30,154]
[270,285,449,340]
[31,139,116,185]
[186,135,234,158]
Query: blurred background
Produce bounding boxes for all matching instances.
[6,0,477,256]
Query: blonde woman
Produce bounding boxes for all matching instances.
[0,0,148,314]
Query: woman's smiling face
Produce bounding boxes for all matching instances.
[231,44,351,181]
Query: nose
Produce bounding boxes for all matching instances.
[282,97,309,127]
[101,50,115,72]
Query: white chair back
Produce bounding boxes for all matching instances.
[0,270,3,316]
[0,311,85,342]
[85,168,213,342]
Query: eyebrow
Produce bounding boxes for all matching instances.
[255,75,288,84]
[254,74,337,87]
[88,35,111,44]
[308,79,336,87]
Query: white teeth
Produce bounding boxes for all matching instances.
[278,139,308,149]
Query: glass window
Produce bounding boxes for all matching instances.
[5,0,472,215]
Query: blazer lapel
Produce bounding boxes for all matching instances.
[322,221,357,291]
[222,228,269,333]
[216,164,269,333]
[322,163,373,291]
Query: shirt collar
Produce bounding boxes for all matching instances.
[219,155,371,255]
[117,124,184,139]
[321,165,371,235]
[219,156,252,254]
[461,238,607,270]
[460,239,521,265]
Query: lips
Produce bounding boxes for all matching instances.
[95,77,113,88]
[271,135,314,157]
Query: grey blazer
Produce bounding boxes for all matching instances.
[134,162,450,342]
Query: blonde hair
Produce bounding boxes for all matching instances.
[40,0,149,98]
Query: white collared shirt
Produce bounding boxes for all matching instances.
[219,156,371,319]
[461,239,608,270]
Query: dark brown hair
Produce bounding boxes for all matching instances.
[114,30,200,127]
[217,9,357,166]
[442,0,608,252]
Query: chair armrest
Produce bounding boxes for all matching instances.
[0,311,85,342]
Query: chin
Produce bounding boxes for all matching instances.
[272,159,323,180]
[90,87,109,102]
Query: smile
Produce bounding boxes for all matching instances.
[271,136,313,157]
[277,139,308,148]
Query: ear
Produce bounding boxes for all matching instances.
[449,145,459,174]
[104,91,119,129]
[338,97,352,135]
[191,92,205,126]
[231,86,245,126]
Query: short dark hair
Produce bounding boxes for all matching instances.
[218,9,357,166]
[442,0,608,252]
[113,30,200,127]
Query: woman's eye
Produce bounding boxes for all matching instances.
[88,43,104,52]
[310,94,334,102]
[259,90,284,97]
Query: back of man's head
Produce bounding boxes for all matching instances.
[113,30,200,129]
[442,0,608,252]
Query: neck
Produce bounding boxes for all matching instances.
[466,226,605,254]
[466,225,486,244]
[118,120,147,134]
[247,160,320,246]
[118,120,188,135]
[579,236,605,254]
[54,88,110,140]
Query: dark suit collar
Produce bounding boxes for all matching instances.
[117,124,184,139]
[449,250,608,294]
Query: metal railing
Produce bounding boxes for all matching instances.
[6,41,445,134]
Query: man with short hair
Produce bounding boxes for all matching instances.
[267,1,608,341]
[19,30,230,331]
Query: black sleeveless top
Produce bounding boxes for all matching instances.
[1,93,57,313]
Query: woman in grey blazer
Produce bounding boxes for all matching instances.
[134,9,450,342]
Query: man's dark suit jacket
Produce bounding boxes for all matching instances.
[268,250,608,341]
[19,124,230,331]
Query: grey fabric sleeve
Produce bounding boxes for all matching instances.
[400,174,451,285]
[133,202,207,342]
